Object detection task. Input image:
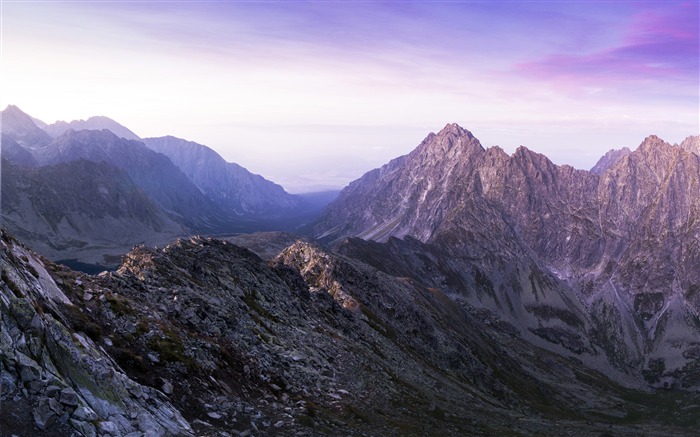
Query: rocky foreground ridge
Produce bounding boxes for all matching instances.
[3,229,700,436]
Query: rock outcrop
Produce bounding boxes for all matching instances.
[0,231,192,436]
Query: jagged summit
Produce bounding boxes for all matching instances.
[0,104,52,147]
[415,122,483,158]
[680,135,700,155]
[591,147,632,175]
[437,122,475,138]
[636,134,671,154]
[44,115,141,141]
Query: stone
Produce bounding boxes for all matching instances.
[33,399,57,430]
[98,420,118,435]
[162,379,173,395]
[72,405,98,421]
[27,380,43,395]
[44,385,61,398]
[274,420,284,428]
[48,397,64,413]
[70,419,97,437]
[59,387,79,406]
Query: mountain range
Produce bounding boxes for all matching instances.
[0,105,330,266]
[314,124,700,385]
[1,112,699,436]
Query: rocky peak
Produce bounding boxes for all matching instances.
[680,135,700,156]
[612,135,680,187]
[414,123,483,160]
[591,147,632,175]
[0,104,52,147]
[44,115,141,141]
[636,134,672,156]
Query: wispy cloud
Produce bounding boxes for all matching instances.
[517,2,699,88]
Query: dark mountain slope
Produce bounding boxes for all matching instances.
[42,129,228,231]
[1,159,186,266]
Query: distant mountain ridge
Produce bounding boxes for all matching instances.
[0,104,336,266]
[142,136,304,217]
[1,104,53,147]
[44,115,141,140]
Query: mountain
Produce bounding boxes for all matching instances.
[142,136,303,217]
[1,158,187,266]
[35,129,227,230]
[4,229,699,436]
[590,147,631,174]
[44,115,141,141]
[1,134,39,167]
[314,124,700,386]
[1,105,53,148]
[680,135,700,155]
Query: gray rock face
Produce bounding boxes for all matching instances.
[142,136,303,217]
[314,124,700,387]
[0,231,193,436]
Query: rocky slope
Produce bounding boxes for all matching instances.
[142,136,304,218]
[3,229,699,436]
[313,124,700,388]
[1,231,192,436]
[1,159,187,266]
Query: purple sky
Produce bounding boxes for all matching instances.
[2,1,698,192]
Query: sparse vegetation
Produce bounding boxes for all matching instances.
[60,303,103,341]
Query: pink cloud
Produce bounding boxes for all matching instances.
[516,2,699,87]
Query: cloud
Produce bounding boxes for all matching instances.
[516,2,699,88]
